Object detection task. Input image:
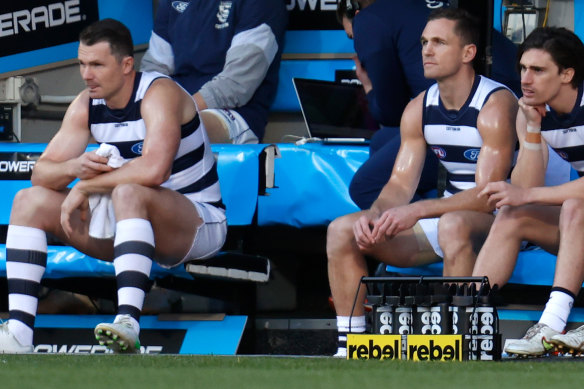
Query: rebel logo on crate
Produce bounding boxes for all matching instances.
[347,334,401,360]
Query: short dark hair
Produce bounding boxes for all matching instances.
[79,18,134,60]
[427,8,480,47]
[518,27,584,88]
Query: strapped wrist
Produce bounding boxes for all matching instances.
[525,132,542,144]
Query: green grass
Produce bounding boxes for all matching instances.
[0,355,582,389]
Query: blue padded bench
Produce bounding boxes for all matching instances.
[384,248,558,287]
[0,143,275,284]
[0,141,569,290]
[384,168,581,287]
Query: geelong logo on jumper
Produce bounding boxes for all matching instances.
[425,0,446,9]
[0,1,82,37]
[171,1,189,13]
[347,334,401,360]
[215,1,232,29]
[406,335,462,361]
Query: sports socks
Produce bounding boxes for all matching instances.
[5,225,47,347]
[539,287,575,332]
[335,315,366,357]
[113,218,154,335]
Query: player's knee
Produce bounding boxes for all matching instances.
[327,215,355,260]
[560,198,584,230]
[111,183,146,205]
[12,187,51,215]
[490,206,524,233]
[438,213,471,243]
[438,213,470,266]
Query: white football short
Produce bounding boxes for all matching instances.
[203,108,259,144]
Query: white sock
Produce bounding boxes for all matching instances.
[539,290,574,332]
[335,315,366,356]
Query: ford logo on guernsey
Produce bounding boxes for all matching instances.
[131,142,144,155]
[431,146,446,159]
[463,148,480,161]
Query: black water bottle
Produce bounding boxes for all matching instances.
[394,283,413,335]
[429,282,451,335]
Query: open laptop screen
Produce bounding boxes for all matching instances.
[293,78,379,140]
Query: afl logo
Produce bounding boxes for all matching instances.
[431,146,446,159]
[558,151,569,160]
[463,148,480,161]
[131,142,143,155]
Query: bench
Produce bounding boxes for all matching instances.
[0,141,566,302]
[0,143,277,287]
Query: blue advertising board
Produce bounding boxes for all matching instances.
[0,0,153,76]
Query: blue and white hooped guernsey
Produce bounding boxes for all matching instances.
[423,75,509,195]
[88,71,223,209]
[540,82,584,177]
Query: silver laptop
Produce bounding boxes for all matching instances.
[292,77,378,143]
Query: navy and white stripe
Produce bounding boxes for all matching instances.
[541,83,584,174]
[113,218,154,327]
[423,75,509,195]
[6,225,47,346]
[88,71,223,209]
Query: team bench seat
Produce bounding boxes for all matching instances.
[383,167,580,287]
[0,143,277,284]
[384,248,559,287]
[0,141,571,291]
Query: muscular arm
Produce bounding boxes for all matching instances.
[354,94,426,246]
[370,94,427,215]
[481,95,584,208]
[510,101,548,188]
[73,78,188,195]
[409,89,518,219]
[31,91,108,190]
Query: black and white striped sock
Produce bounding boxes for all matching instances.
[113,218,154,335]
[335,315,366,357]
[6,225,47,347]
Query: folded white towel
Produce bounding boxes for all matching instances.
[88,144,127,239]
